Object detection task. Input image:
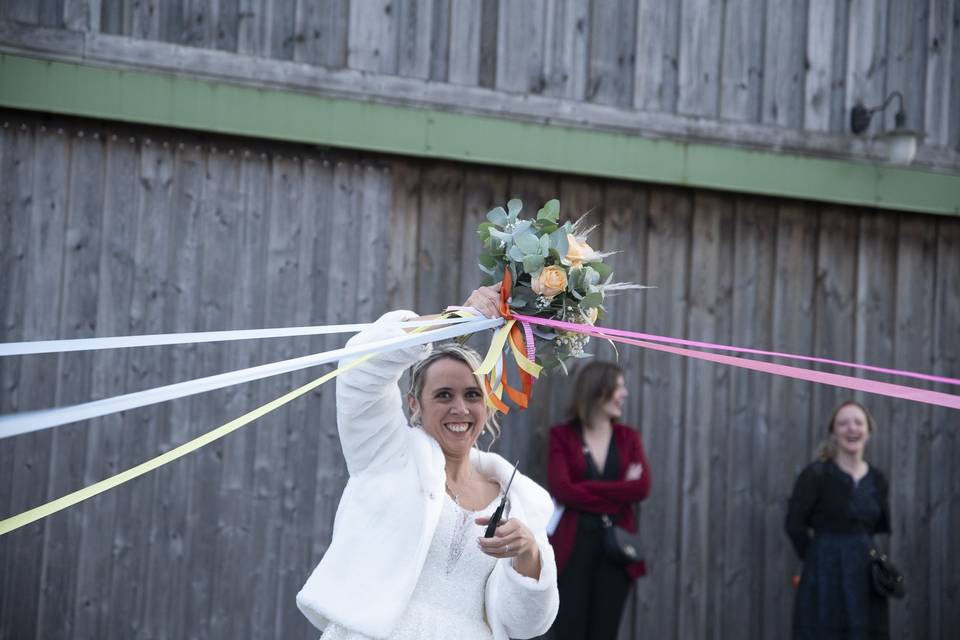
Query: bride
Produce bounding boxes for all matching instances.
[297,284,559,640]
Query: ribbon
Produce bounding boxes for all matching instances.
[0,317,476,356]
[513,314,960,411]
[513,313,960,387]
[474,271,542,413]
[0,314,499,535]
[0,316,502,439]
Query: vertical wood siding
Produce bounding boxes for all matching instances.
[0,0,956,150]
[0,111,958,639]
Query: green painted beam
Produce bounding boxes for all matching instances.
[1,53,958,215]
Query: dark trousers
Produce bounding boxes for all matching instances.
[552,521,632,640]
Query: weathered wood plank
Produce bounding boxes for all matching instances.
[809,205,858,453]
[889,216,936,640]
[3,122,70,640]
[853,212,898,492]
[347,0,398,73]
[677,0,722,118]
[884,0,929,136]
[477,0,498,89]
[705,196,734,640]
[70,131,139,640]
[541,0,588,100]
[458,167,508,300]
[596,181,648,640]
[678,195,723,639]
[110,138,175,640]
[929,218,960,639]
[722,197,776,640]
[63,0,100,31]
[762,204,817,640]
[208,147,270,639]
[385,159,420,311]
[924,0,960,149]
[0,122,42,640]
[179,147,243,640]
[247,153,303,639]
[845,0,889,135]
[448,0,481,86]
[415,163,464,314]
[140,142,203,640]
[36,127,106,640]
[273,152,319,640]
[396,0,432,79]
[495,0,546,94]
[633,0,681,112]
[634,188,691,640]
[586,0,636,107]
[804,0,840,131]
[293,0,348,67]
[719,0,764,122]
[762,0,809,127]
[0,0,40,23]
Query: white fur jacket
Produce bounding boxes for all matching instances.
[296,311,560,639]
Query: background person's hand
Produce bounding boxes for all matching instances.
[475,515,542,579]
[626,462,643,481]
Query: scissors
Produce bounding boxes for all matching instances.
[484,459,520,538]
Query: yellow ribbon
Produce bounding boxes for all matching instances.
[0,353,375,536]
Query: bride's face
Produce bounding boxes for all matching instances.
[409,358,489,458]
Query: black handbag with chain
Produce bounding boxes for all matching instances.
[868,547,906,599]
[601,512,644,564]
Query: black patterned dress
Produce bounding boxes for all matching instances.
[785,460,891,640]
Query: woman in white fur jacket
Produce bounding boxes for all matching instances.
[297,285,560,640]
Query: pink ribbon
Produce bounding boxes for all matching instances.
[513,313,960,411]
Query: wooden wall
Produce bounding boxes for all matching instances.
[0,0,957,154]
[1,108,958,639]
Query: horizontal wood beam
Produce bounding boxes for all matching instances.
[1,52,958,216]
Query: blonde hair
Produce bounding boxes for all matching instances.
[408,343,501,444]
[815,400,878,461]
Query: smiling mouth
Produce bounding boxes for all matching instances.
[444,422,473,434]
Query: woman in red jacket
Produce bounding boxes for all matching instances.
[547,361,651,640]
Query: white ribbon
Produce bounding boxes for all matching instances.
[0,317,476,356]
[0,316,502,439]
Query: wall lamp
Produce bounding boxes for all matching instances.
[850,91,919,165]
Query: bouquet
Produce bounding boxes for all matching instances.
[477,198,642,372]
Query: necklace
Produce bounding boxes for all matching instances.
[444,481,460,505]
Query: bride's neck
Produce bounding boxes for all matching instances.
[444,454,474,483]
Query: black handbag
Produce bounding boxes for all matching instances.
[868,547,906,599]
[601,512,644,564]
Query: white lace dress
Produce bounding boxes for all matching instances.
[320,495,500,640]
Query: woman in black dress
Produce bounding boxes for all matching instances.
[785,400,891,640]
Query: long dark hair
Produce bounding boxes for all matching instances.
[566,361,625,428]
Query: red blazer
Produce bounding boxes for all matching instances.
[547,422,651,579]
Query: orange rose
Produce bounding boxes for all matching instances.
[565,234,595,267]
[531,265,568,298]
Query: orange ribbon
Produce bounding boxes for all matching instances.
[486,270,536,413]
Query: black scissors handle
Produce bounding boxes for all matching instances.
[484,459,520,538]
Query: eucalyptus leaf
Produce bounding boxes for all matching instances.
[512,219,532,235]
[508,244,526,262]
[583,266,600,287]
[537,198,560,223]
[539,234,551,256]
[581,291,604,308]
[478,262,495,276]
[507,199,523,219]
[592,261,612,280]
[550,228,569,257]
[487,207,508,226]
[522,254,545,274]
[489,228,513,243]
[478,253,498,268]
[515,232,540,254]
